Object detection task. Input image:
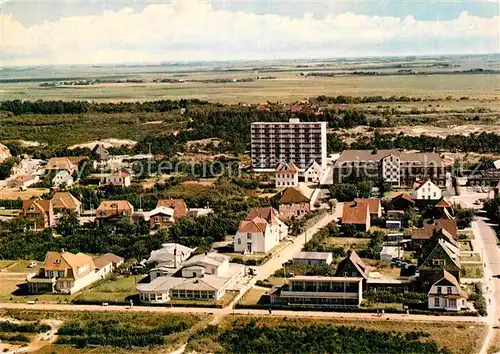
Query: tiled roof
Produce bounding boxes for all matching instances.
[51,192,81,210]
[43,251,95,279]
[96,200,134,217]
[411,219,458,241]
[46,157,75,171]
[277,187,310,204]
[391,193,415,204]
[157,199,188,218]
[275,161,299,174]
[93,253,124,269]
[430,270,466,297]
[245,207,279,226]
[342,202,369,225]
[354,198,381,215]
[435,199,453,208]
[238,217,268,233]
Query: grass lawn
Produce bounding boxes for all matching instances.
[459,241,473,252]
[460,263,484,278]
[461,252,481,262]
[169,292,237,308]
[0,188,50,201]
[0,260,18,270]
[73,275,145,304]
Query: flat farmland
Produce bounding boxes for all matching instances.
[1,73,499,104]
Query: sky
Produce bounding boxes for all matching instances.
[1,0,499,66]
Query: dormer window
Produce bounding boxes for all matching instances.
[111,203,117,208]
[55,259,61,264]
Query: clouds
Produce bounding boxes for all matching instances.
[1,0,499,66]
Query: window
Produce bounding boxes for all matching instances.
[352,272,357,277]
[247,233,252,240]
[237,238,241,245]
[434,297,440,307]
[447,286,452,294]
[437,286,442,294]
[343,272,348,277]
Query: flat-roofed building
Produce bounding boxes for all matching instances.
[270,276,363,307]
[293,252,333,265]
[251,118,327,171]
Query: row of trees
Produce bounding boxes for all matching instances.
[0,99,209,116]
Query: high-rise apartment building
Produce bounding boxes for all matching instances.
[251,118,327,171]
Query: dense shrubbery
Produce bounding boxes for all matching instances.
[193,320,451,354]
[484,196,500,224]
[0,157,20,180]
[0,321,50,333]
[329,180,374,202]
[364,291,427,304]
[273,263,336,277]
[469,283,488,317]
[56,319,190,348]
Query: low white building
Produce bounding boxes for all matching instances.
[138,252,244,303]
[52,170,73,188]
[293,252,333,265]
[234,207,288,254]
[275,161,299,189]
[270,276,363,307]
[413,179,442,200]
[304,161,324,183]
[105,171,131,187]
[145,243,196,277]
[427,270,467,312]
[379,246,404,262]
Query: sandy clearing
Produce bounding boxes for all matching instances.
[68,138,137,150]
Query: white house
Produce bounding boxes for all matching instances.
[275,161,299,189]
[304,161,324,183]
[234,207,288,254]
[413,179,442,200]
[26,251,122,294]
[137,252,245,303]
[427,270,467,312]
[105,171,131,187]
[52,170,74,188]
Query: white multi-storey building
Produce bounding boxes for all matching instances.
[251,118,327,171]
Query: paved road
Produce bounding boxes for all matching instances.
[453,193,500,354]
[0,302,484,324]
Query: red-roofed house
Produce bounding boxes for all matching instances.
[341,201,370,232]
[234,207,288,253]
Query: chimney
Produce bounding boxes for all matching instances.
[352,200,358,207]
[60,248,65,253]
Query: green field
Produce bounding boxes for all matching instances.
[2,73,498,104]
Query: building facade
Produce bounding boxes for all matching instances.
[413,179,443,200]
[427,270,466,312]
[332,150,447,187]
[251,118,327,171]
[270,276,363,307]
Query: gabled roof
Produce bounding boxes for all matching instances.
[435,198,453,208]
[23,198,52,214]
[157,199,188,218]
[336,250,371,279]
[294,252,332,260]
[277,187,310,204]
[412,219,458,241]
[43,251,95,279]
[46,157,76,171]
[51,192,81,211]
[149,206,175,218]
[391,193,415,204]
[429,270,467,297]
[421,239,461,270]
[238,217,268,233]
[334,150,443,167]
[342,202,369,225]
[245,207,279,226]
[275,161,299,174]
[305,161,322,173]
[96,200,134,217]
[354,198,381,215]
[93,253,124,269]
[183,253,229,269]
